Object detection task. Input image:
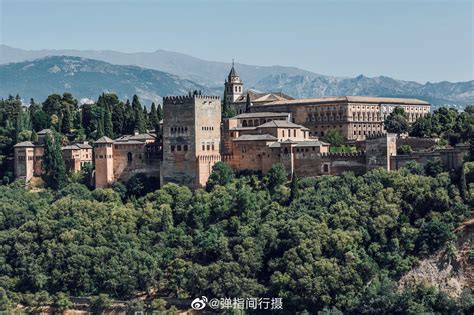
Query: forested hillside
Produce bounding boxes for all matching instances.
[0,162,473,313]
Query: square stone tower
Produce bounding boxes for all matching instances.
[94,136,114,188]
[162,93,221,188]
[366,133,397,171]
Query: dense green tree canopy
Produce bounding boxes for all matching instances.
[0,164,471,312]
[384,107,409,134]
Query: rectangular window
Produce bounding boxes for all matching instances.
[207,145,210,151]
[177,145,181,151]
[184,145,188,151]
[171,145,175,152]
[202,145,205,151]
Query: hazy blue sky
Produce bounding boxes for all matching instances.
[0,0,472,83]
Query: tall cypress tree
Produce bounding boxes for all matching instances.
[142,106,149,131]
[42,132,66,189]
[149,102,160,132]
[112,101,125,136]
[60,105,72,134]
[245,92,251,113]
[123,99,134,135]
[157,104,163,122]
[132,95,146,134]
[104,104,114,138]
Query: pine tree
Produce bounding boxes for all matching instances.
[29,98,40,113]
[42,132,66,189]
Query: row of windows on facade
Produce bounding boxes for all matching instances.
[240,118,285,127]
[171,145,188,152]
[202,126,215,131]
[95,152,147,162]
[305,105,427,112]
[171,126,188,133]
[227,85,242,93]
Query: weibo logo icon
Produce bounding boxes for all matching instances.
[190,296,208,310]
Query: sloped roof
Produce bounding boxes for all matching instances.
[114,133,156,142]
[234,90,294,104]
[95,136,114,144]
[74,143,93,149]
[257,120,310,130]
[13,141,35,148]
[259,96,430,106]
[269,140,330,148]
[62,145,80,151]
[294,140,330,147]
[232,112,290,119]
[233,134,278,141]
[37,129,53,135]
[229,126,257,131]
[228,65,238,78]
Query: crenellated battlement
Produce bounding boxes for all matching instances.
[366,132,387,140]
[320,151,365,158]
[163,94,220,104]
[221,154,234,162]
[197,154,221,162]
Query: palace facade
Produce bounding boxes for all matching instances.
[225,65,431,140]
[14,64,469,190]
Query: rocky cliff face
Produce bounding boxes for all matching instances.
[399,219,474,298]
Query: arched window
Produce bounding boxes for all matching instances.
[242,120,248,127]
[323,164,329,172]
[127,152,133,163]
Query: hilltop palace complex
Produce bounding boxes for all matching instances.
[14,64,469,189]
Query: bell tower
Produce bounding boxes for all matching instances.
[224,60,243,103]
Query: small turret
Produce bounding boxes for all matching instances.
[224,60,244,103]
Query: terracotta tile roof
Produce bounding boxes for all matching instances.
[258,96,430,106]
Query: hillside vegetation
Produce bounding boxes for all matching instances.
[0,163,473,313]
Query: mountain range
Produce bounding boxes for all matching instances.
[0,56,212,105]
[0,45,472,108]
